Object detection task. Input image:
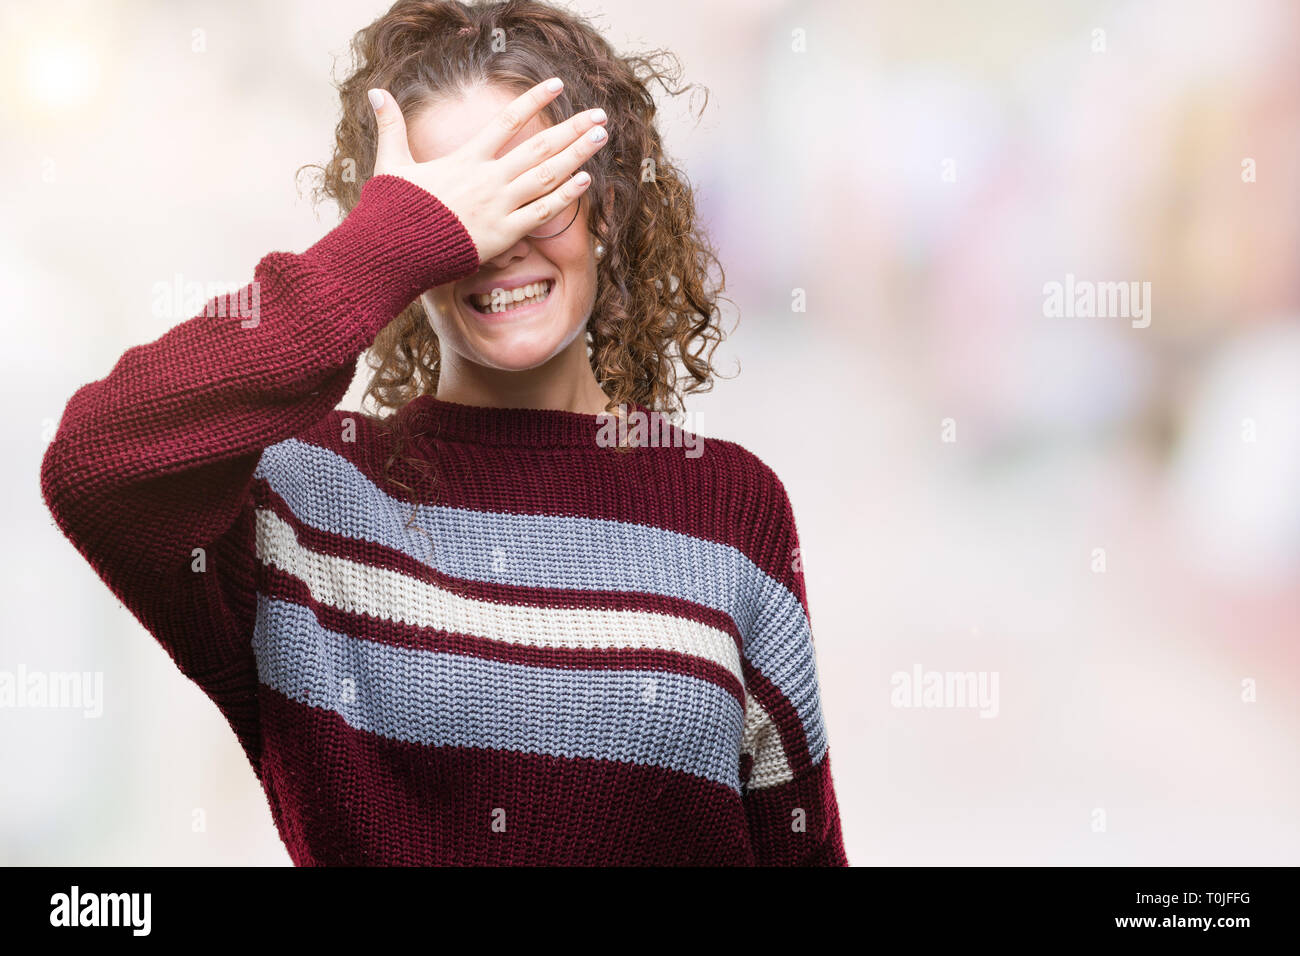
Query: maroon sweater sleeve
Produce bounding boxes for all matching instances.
[39,174,480,758]
[739,467,850,866]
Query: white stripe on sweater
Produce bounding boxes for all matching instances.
[254,507,744,686]
[741,691,795,789]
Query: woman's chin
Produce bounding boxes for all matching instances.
[463,338,569,372]
[454,314,588,372]
[430,298,591,374]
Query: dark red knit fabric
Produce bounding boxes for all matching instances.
[40,174,849,866]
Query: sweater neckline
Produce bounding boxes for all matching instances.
[396,393,646,449]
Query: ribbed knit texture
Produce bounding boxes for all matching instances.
[40,174,848,866]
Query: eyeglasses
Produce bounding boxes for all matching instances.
[525,193,582,239]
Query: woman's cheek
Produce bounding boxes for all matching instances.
[419,290,464,347]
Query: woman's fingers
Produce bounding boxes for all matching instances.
[498,105,608,185]
[366,75,604,263]
[504,116,608,211]
[470,77,566,159]
[506,168,593,237]
[369,88,415,173]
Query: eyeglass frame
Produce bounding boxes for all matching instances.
[525,191,583,239]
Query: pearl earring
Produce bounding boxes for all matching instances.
[594,243,606,261]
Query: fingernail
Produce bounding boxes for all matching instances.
[546,77,563,92]
[588,108,607,123]
[368,89,384,110]
[589,127,607,142]
[574,171,591,186]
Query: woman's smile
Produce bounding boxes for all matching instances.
[461,277,556,321]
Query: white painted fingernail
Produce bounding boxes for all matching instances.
[589,127,607,142]
[546,78,563,92]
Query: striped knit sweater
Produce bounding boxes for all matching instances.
[40,174,848,866]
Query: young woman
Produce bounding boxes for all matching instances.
[40,0,847,866]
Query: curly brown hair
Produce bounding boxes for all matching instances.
[297,0,730,429]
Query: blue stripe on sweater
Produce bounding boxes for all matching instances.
[253,594,746,791]
[254,437,827,766]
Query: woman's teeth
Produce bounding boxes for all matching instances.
[469,280,553,313]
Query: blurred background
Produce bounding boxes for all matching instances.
[2,0,1297,865]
